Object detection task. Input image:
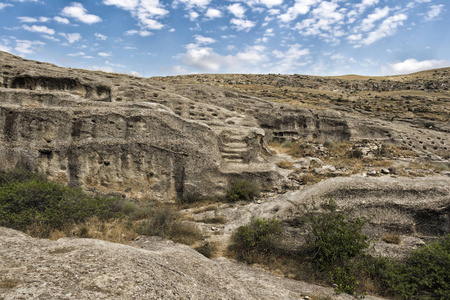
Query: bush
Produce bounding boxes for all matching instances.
[137,205,202,245]
[230,217,281,263]
[384,235,450,299]
[225,179,260,202]
[299,198,369,295]
[303,198,369,271]
[195,241,218,258]
[0,169,132,236]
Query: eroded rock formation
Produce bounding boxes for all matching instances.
[1,51,448,200]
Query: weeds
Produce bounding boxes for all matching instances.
[230,217,282,263]
[137,204,202,245]
[195,241,218,258]
[225,179,260,202]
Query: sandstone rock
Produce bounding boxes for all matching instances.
[0,227,381,300]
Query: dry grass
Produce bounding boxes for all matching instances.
[382,234,402,245]
[0,277,18,289]
[73,217,138,244]
[276,161,294,169]
[201,215,227,224]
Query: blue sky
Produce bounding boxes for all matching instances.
[0,0,448,77]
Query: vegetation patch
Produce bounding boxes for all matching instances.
[0,169,132,237]
[225,179,260,202]
[229,217,282,263]
[137,204,202,245]
[195,241,218,258]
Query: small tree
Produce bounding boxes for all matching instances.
[301,198,369,294]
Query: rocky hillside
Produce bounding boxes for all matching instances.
[1,51,449,201]
[1,51,449,299]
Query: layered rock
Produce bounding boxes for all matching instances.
[0,51,279,200]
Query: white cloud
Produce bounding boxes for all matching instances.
[260,0,283,7]
[228,3,246,19]
[279,0,318,23]
[98,52,112,57]
[95,33,108,40]
[124,46,137,49]
[105,0,168,30]
[188,11,199,21]
[106,60,125,68]
[205,8,222,19]
[194,35,215,44]
[41,35,60,42]
[0,3,13,10]
[179,43,268,73]
[59,33,81,43]
[54,16,70,24]
[103,0,139,10]
[177,0,210,9]
[129,71,141,76]
[22,25,55,35]
[294,1,345,42]
[15,40,45,54]
[91,65,115,72]
[270,44,310,73]
[67,52,86,57]
[18,16,38,23]
[360,13,407,46]
[0,42,11,52]
[358,6,390,32]
[384,59,449,74]
[424,4,444,21]
[61,3,102,24]
[230,18,256,31]
[125,29,153,36]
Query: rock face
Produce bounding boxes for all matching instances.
[0,226,384,300]
[0,51,280,200]
[1,51,449,200]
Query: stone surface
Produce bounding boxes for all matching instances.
[0,226,383,300]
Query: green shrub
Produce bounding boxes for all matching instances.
[303,198,369,271]
[0,169,132,236]
[384,235,450,299]
[225,179,260,202]
[230,217,281,263]
[299,198,369,294]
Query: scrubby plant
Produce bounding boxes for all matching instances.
[383,235,450,299]
[303,198,369,271]
[230,217,282,263]
[137,204,202,245]
[299,198,369,295]
[225,179,260,202]
[0,169,133,237]
[195,241,218,258]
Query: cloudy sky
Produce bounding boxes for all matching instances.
[0,0,448,77]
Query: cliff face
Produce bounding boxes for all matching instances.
[1,51,448,200]
[0,51,279,200]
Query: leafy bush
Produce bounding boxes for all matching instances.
[0,169,132,236]
[225,179,260,202]
[230,217,281,263]
[384,235,450,299]
[303,198,369,271]
[299,198,369,294]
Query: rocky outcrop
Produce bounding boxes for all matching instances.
[0,226,384,300]
[1,51,448,200]
[0,51,281,200]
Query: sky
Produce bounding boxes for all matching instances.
[0,0,449,77]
